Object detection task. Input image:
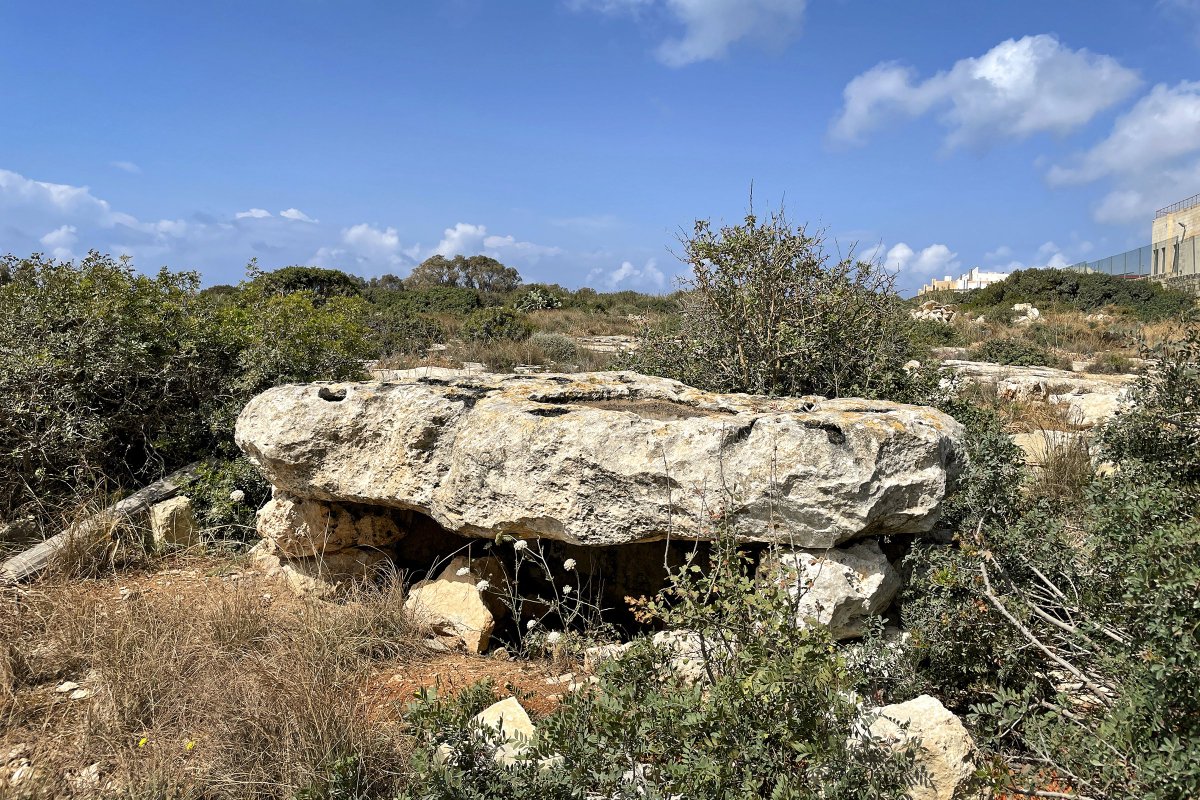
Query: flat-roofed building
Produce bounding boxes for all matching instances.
[918,266,1010,295]
[1151,193,1200,293]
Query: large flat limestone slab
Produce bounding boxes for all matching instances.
[235,372,964,548]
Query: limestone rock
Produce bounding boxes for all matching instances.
[942,360,1133,427]
[256,492,405,558]
[475,696,536,768]
[583,633,734,683]
[758,541,901,639]
[869,695,977,800]
[583,642,633,672]
[251,539,392,597]
[236,372,964,549]
[651,630,737,683]
[147,496,197,550]
[405,556,509,653]
[436,696,552,770]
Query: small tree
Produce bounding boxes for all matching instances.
[407,254,522,294]
[627,205,916,400]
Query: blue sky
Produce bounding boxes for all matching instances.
[2,1,1198,294]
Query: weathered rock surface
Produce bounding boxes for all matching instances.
[256,492,405,558]
[147,496,198,550]
[942,360,1134,426]
[758,541,901,640]
[405,556,510,653]
[474,696,536,768]
[251,539,392,597]
[236,372,964,549]
[910,301,957,324]
[436,696,544,769]
[868,695,977,800]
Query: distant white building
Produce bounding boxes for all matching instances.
[918,266,1010,295]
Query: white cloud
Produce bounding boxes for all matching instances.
[110,161,142,175]
[0,169,138,229]
[830,35,1140,149]
[0,166,576,285]
[586,257,669,290]
[482,234,564,260]
[1048,81,1200,186]
[434,222,488,257]
[984,245,1013,262]
[571,0,807,66]
[884,242,960,275]
[432,222,563,261]
[1046,81,1200,223]
[280,207,318,223]
[980,240,1091,270]
[550,213,621,230]
[39,225,78,261]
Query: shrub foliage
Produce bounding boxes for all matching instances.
[626,206,922,400]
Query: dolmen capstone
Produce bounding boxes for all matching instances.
[236,370,963,552]
[236,371,964,551]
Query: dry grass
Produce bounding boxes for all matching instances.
[1025,428,1094,507]
[0,564,422,798]
[525,308,652,337]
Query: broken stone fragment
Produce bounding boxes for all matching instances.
[147,496,198,550]
[404,556,510,653]
[757,540,901,640]
[867,694,978,800]
[250,539,393,598]
[436,696,555,771]
[235,371,965,549]
[256,492,404,558]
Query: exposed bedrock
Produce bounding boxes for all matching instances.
[235,371,965,549]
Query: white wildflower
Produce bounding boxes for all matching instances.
[455,567,471,577]
[229,489,245,503]
[563,558,577,571]
[475,580,490,592]
[545,631,561,645]
[562,585,573,595]
[527,619,538,630]
[513,540,529,552]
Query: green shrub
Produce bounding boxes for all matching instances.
[367,308,444,358]
[0,253,373,525]
[907,317,966,353]
[529,332,578,363]
[460,307,532,342]
[1086,350,1134,374]
[187,456,271,537]
[514,286,564,312]
[959,268,1196,322]
[625,205,925,401]
[0,253,229,517]
[403,534,918,800]
[903,328,1200,798]
[968,337,1069,369]
[248,264,366,302]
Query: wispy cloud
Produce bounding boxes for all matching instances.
[586,257,669,290]
[280,208,318,223]
[570,0,808,67]
[1047,81,1200,223]
[110,160,142,175]
[0,167,572,283]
